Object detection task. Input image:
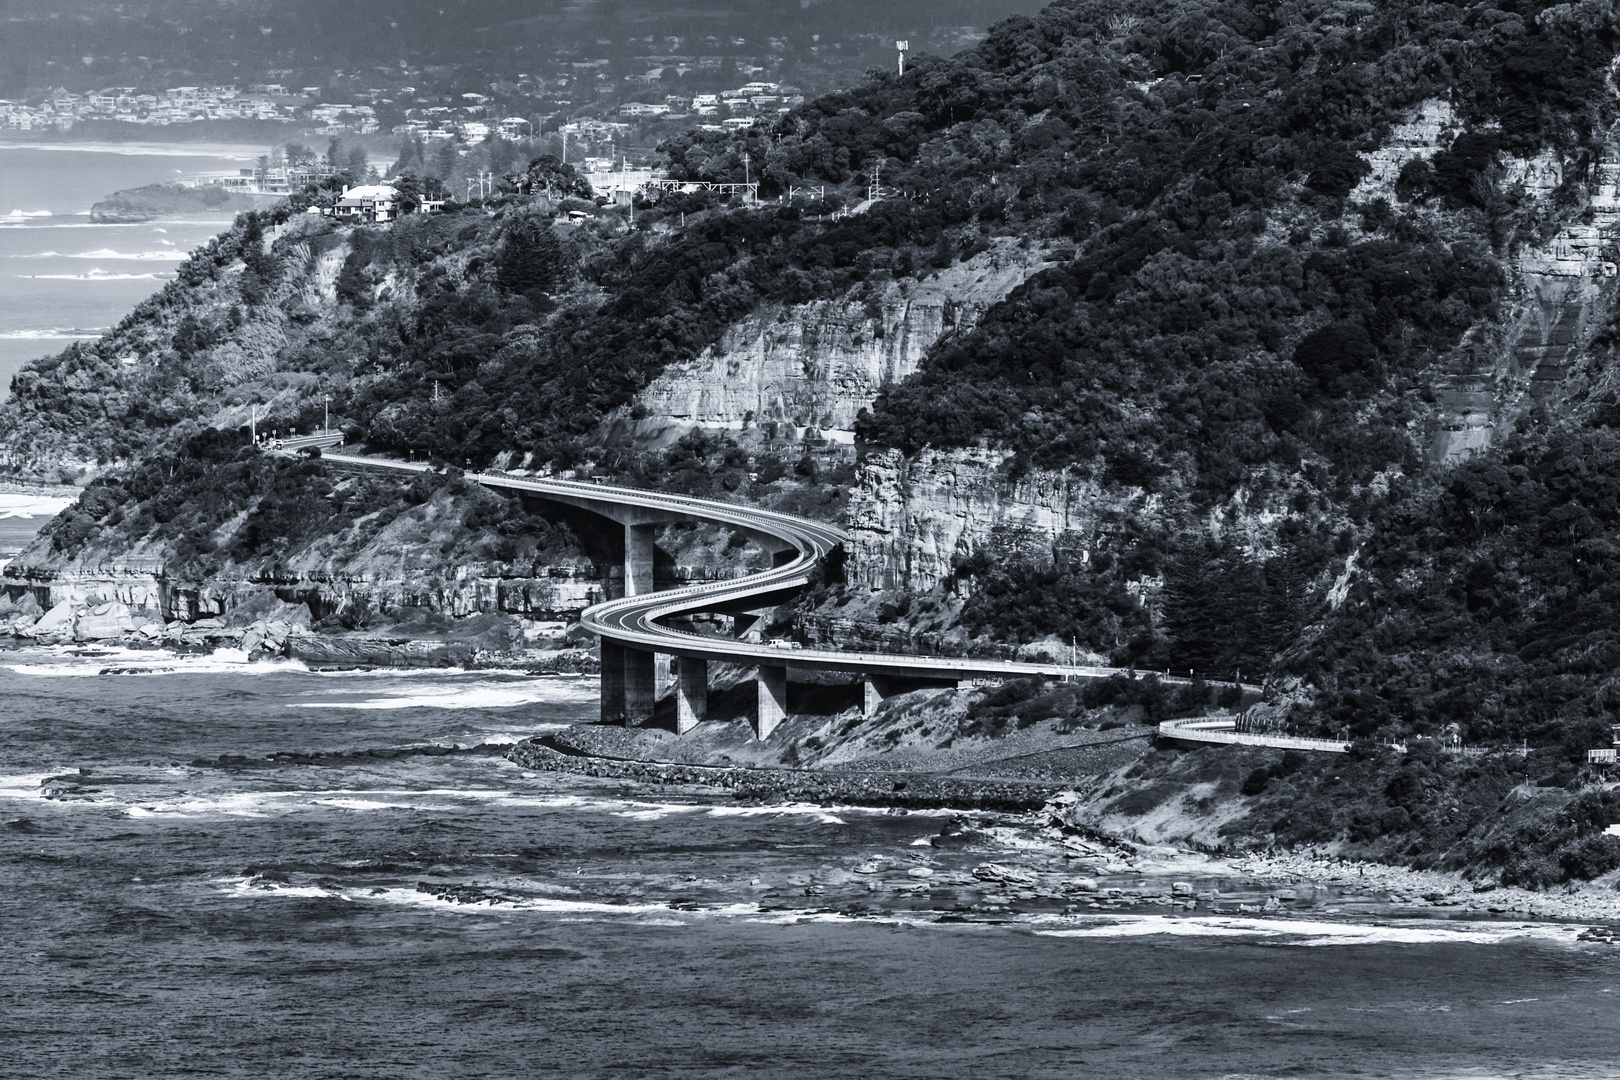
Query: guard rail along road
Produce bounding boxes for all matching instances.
[316,451,1263,740]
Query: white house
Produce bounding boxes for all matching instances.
[332,184,398,222]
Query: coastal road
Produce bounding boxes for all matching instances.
[319,451,1253,690]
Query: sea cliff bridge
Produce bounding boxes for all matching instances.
[317,449,1254,738]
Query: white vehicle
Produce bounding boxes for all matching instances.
[765,638,802,650]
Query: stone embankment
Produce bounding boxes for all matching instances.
[504,736,1066,812]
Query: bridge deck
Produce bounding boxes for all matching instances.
[320,452,1257,692]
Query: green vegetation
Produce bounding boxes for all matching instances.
[32,427,589,582]
[13,0,1620,879]
[1112,742,1620,888]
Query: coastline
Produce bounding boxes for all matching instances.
[506,731,1620,928]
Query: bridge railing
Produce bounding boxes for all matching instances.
[267,432,345,452]
[1157,717,1357,754]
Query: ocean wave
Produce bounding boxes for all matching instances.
[214,877,757,917]
[17,249,188,261]
[2,209,52,219]
[121,787,538,818]
[0,493,74,519]
[0,327,109,340]
[17,269,169,281]
[0,220,232,229]
[1032,914,1583,946]
[10,651,311,678]
[299,679,599,710]
[0,772,69,800]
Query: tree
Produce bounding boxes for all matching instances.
[346,145,369,180]
[1293,322,1378,398]
[432,139,460,181]
[523,154,593,199]
[496,217,568,295]
[393,172,423,215]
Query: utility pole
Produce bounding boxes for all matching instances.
[897,40,909,76]
[323,394,330,433]
[250,404,257,443]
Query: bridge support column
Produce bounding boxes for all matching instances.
[756,664,787,740]
[600,640,626,722]
[676,657,708,734]
[862,673,891,717]
[625,523,656,597]
[624,647,657,723]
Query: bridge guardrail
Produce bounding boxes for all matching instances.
[319,452,1268,688]
[1157,717,1356,754]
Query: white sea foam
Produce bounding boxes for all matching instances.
[11,653,311,678]
[215,877,767,918]
[3,209,52,219]
[1033,914,1584,946]
[0,772,68,800]
[298,679,596,710]
[0,493,74,519]
[18,269,167,280]
[0,328,109,340]
[0,220,232,229]
[470,727,569,745]
[18,249,187,261]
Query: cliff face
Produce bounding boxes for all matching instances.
[626,240,1044,443]
[844,447,1150,593]
[1348,98,1620,463]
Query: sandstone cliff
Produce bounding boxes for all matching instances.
[623,239,1045,445]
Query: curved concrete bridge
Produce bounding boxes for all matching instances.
[322,452,1235,738]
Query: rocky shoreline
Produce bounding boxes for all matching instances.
[1218,850,1620,924]
[504,736,1066,812]
[504,734,1620,926]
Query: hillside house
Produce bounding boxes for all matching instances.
[332,184,398,222]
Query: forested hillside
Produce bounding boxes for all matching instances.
[9,0,1620,770]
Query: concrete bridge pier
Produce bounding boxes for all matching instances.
[756,665,787,740]
[600,640,627,721]
[675,656,708,734]
[863,673,891,717]
[624,647,657,721]
[615,522,663,724]
[624,523,656,596]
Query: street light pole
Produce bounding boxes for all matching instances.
[324,394,330,434]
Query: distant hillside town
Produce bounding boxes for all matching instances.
[0,25,980,152]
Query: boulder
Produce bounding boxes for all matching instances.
[32,601,76,636]
[76,602,134,640]
[1171,881,1194,896]
[973,863,1036,886]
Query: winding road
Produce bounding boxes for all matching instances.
[315,449,1257,732]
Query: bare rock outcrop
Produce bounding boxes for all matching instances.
[626,240,1046,444]
[844,446,1151,593]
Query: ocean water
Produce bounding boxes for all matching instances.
[0,142,264,398]
[2,643,1619,1079]
[2,146,1619,1080]
[0,491,74,560]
